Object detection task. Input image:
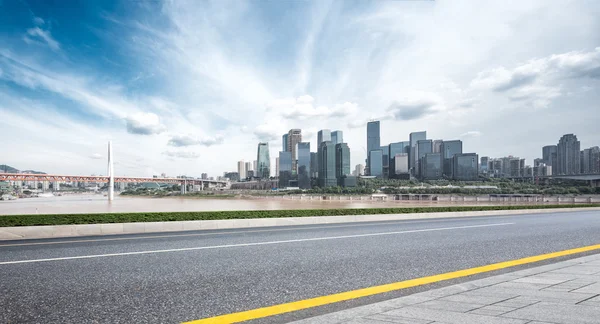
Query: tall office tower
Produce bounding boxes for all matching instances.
[256,143,271,179]
[278,151,292,188]
[542,145,557,165]
[433,140,443,153]
[582,146,600,174]
[557,134,581,175]
[237,160,246,180]
[369,149,383,177]
[335,143,351,183]
[331,130,343,145]
[201,173,208,180]
[245,162,252,174]
[421,153,442,180]
[389,141,410,177]
[380,145,390,178]
[452,153,479,181]
[480,156,489,174]
[287,129,302,173]
[415,139,432,178]
[296,142,311,189]
[282,134,289,152]
[440,140,463,177]
[409,131,426,174]
[310,152,318,178]
[253,160,257,173]
[366,121,381,175]
[317,129,331,145]
[318,141,337,187]
[355,164,364,176]
[275,157,280,176]
[392,153,410,179]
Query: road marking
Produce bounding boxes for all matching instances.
[183,243,600,324]
[0,222,512,265]
[0,216,519,248]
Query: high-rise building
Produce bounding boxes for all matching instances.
[452,153,479,181]
[287,129,302,173]
[415,139,432,177]
[256,143,270,179]
[245,162,252,175]
[369,149,383,177]
[237,160,246,180]
[335,143,351,183]
[409,131,426,174]
[278,151,292,188]
[318,141,337,187]
[355,164,364,176]
[433,140,443,153]
[542,145,557,165]
[310,152,318,178]
[392,153,409,179]
[317,129,331,145]
[480,156,489,174]
[366,121,381,175]
[389,142,410,176]
[441,140,463,177]
[275,157,280,176]
[380,145,390,178]
[582,146,600,174]
[331,130,343,145]
[557,134,580,175]
[421,153,442,180]
[282,134,289,152]
[201,173,208,180]
[296,142,311,189]
[253,160,257,173]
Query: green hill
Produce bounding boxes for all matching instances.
[0,165,19,173]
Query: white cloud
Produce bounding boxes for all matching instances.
[385,91,446,121]
[162,150,200,159]
[167,134,224,147]
[24,27,60,51]
[33,17,45,26]
[125,112,166,135]
[268,95,359,120]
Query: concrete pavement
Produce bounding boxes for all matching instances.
[0,210,599,323]
[290,253,600,324]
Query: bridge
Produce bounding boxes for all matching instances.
[0,141,228,200]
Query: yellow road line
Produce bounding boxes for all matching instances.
[183,243,600,324]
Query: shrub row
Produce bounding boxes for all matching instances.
[1,204,599,227]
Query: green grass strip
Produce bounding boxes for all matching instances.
[1,204,599,227]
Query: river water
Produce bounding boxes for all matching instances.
[0,193,494,215]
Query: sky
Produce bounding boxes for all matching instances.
[0,0,599,177]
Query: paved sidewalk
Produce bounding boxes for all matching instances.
[291,253,600,324]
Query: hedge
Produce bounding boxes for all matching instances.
[0,204,599,227]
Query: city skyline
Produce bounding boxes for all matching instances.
[0,1,599,177]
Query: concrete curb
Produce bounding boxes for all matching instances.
[1,207,599,241]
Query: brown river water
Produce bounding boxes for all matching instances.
[0,193,579,215]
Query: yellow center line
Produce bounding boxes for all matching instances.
[182,243,600,324]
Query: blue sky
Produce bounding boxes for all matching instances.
[1,0,599,177]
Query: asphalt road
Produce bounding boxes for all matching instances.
[1,210,600,323]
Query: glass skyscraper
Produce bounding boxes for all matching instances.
[441,140,463,177]
[318,141,337,187]
[389,141,409,176]
[422,153,442,180]
[282,134,289,152]
[296,142,311,189]
[317,129,331,145]
[331,130,343,145]
[367,121,380,175]
[557,134,580,175]
[409,131,426,173]
[415,139,432,177]
[310,152,318,178]
[335,143,351,180]
[452,153,479,180]
[256,143,270,179]
[278,151,292,188]
[369,149,383,177]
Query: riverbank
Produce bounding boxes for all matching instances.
[1,204,600,227]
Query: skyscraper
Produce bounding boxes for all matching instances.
[415,139,432,177]
[287,129,302,173]
[392,153,409,179]
[441,140,463,177]
[542,145,557,165]
[275,157,280,175]
[310,152,318,178]
[409,131,426,174]
[557,134,580,175]
[331,130,343,145]
[317,129,331,145]
[245,162,252,174]
[296,142,311,189]
[421,153,442,180]
[278,151,292,188]
[369,149,383,177]
[282,134,289,152]
[256,143,270,179]
[355,164,364,176]
[253,160,257,173]
[318,141,337,187]
[581,146,600,174]
[480,156,489,174]
[335,143,351,180]
[452,153,479,180]
[389,141,410,177]
[237,160,246,180]
[433,140,443,153]
[366,121,381,175]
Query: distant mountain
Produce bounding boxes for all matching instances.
[0,165,46,174]
[0,165,19,173]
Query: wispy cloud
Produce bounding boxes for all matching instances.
[167,134,224,147]
[125,112,166,135]
[24,27,60,51]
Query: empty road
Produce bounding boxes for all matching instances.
[1,210,600,323]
